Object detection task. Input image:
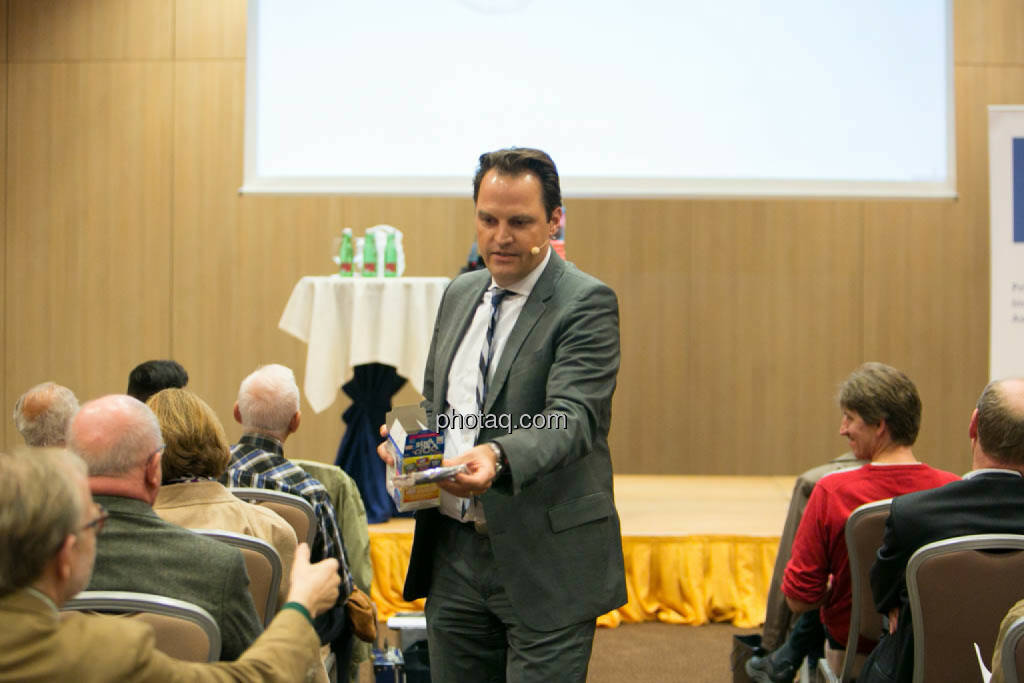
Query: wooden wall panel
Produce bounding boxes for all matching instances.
[175,0,246,60]
[9,0,173,61]
[688,201,864,475]
[5,62,173,451]
[954,0,1024,65]
[171,60,246,436]
[861,199,982,474]
[561,199,692,474]
[1,0,8,60]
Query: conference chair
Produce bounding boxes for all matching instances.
[1000,612,1024,683]
[815,499,892,683]
[61,590,221,662]
[907,533,1024,683]
[192,529,282,627]
[230,487,317,546]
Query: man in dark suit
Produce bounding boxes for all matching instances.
[67,394,264,661]
[868,378,1024,682]
[380,147,626,682]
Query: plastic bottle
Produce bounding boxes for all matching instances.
[362,229,378,277]
[338,228,354,277]
[384,230,398,277]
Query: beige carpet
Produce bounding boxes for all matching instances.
[360,620,761,682]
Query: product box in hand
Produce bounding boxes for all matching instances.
[385,405,446,511]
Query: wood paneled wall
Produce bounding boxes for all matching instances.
[3,1,1022,475]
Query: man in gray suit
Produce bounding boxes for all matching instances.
[68,394,263,661]
[381,147,626,682]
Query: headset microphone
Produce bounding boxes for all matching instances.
[531,246,541,255]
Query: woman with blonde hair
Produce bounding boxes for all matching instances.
[149,388,298,608]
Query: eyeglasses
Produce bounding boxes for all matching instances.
[81,505,109,535]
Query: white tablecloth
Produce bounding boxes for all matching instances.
[279,276,450,413]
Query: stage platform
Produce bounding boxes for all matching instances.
[368,475,795,628]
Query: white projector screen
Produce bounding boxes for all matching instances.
[243,0,954,198]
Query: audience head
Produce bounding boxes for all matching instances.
[473,147,562,220]
[126,360,189,403]
[13,382,79,447]
[838,362,922,451]
[147,388,230,482]
[971,378,1024,468]
[0,448,98,603]
[67,394,163,484]
[234,364,301,441]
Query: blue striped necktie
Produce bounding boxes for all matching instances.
[477,288,513,411]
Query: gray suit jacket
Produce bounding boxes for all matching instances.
[88,495,263,661]
[404,252,627,631]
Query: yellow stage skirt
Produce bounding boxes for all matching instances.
[370,532,777,629]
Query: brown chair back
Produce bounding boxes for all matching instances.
[62,590,220,662]
[192,529,282,626]
[229,487,316,546]
[907,534,1024,683]
[839,498,892,681]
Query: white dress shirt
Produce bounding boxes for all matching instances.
[439,247,551,523]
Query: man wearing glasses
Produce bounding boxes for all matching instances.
[67,394,263,661]
[0,447,343,681]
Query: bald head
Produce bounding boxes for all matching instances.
[236,364,300,438]
[975,378,1024,466]
[13,382,79,447]
[67,395,163,477]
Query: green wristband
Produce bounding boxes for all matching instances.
[281,601,314,626]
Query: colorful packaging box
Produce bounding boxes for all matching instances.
[384,405,445,511]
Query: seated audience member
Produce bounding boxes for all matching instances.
[221,364,356,659]
[0,446,340,682]
[12,381,79,447]
[127,359,189,403]
[149,388,299,608]
[223,365,351,578]
[752,363,960,682]
[867,378,1024,683]
[67,394,263,661]
[746,452,859,680]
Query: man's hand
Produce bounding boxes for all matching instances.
[284,543,340,617]
[437,443,499,498]
[377,424,394,466]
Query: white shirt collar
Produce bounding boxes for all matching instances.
[490,245,551,298]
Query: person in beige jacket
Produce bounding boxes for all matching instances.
[149,388,298,608]
[0,447,339,683]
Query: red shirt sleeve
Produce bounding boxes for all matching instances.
[782,482,832,604]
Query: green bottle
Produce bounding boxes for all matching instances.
[362,231,378,277]
[384,231,398,277]
[338,228,354,277]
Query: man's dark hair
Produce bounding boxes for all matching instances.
[472,147,562,219]
[838,362,922,446]
[976,379,1024,465]
[126,360,189,403]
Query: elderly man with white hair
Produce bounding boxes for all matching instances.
[13,381,79,447]
[222,365,356,661]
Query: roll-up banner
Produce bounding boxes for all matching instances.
[988,106,1024,380]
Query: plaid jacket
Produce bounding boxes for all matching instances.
[224,434,353,596]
